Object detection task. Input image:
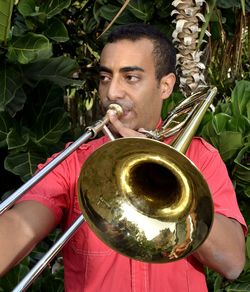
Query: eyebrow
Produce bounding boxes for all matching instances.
[99,65,145,74]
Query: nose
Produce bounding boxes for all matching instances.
[107,77,125,101]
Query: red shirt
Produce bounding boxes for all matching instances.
[19,136,247,292]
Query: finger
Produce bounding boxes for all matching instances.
[108,112,145,138]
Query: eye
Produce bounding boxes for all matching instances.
[99,73,111,84]
[125,74,140,83]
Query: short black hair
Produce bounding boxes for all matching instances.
[106,23,176,81]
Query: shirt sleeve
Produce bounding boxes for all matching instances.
[16,151,72,225]
[15,137,107,226]
[187,138,247,235]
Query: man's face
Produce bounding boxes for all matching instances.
[99,38,171,131]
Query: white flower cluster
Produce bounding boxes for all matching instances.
[171,0,210,96]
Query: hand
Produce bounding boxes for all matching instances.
[107,110,146,138]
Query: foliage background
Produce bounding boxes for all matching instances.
[0,0,249,291]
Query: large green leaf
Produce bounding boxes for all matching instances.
[0,66,24,112]
[0,112,13,147]
[202,119,243,161]
[18,0,46,19]
[6,126,29,150]
[45,18,69,42]
[41,0,71,19]
[7,32,52,64]
[231,80,250,118]
[5,87,27,117]
[93,1,136,24]
[22,82,70,147]
[23,56,81,87]
[18,0,71,21]
[4,148,46,181]
[212,113,232,134]
[214,131,243,161]
[227,115,250,135]
[24,81,65,126]
[125,0,154,21]
[30,108,70,146]
[0,0,14,42]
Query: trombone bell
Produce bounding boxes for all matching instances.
[78,138,213,263]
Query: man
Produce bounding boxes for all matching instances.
[0,24,246,291]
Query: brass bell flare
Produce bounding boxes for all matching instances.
[78,137,214,263]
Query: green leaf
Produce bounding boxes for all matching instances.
[18,0,36,16]
[12,13,28,37]
[18,0,71,22]
[227,115,250,135]
[7,32,52,64]
[247,235,250,259]
[6,126,29,150]
[215,131,243,161]
[0,258,30,290]
[25,81,65,124]
[226,282,250,292]
[212,113,232,134]
[202,120,243,161]
[30,267,64,292]
[217,0,250,11]
[5,87,27,117]
[233,145,250,184]
[30,108,70,146]
[198,0,216,48]
[0,0,14,42]
[18,0,47,24]
[126,0,154,21]
[0,66,24,112]
[23,56,81,87]
[45,18,69,42]
[41,0,71,19]
[244,186,250,198]
[247,102,250,120]
[94,2,136,24]
[213,273,223,291]
[161,90,185,119]
[231,80,250,118]
[0,112,13,148]
[18,0,40,17]
[4,148,46,181]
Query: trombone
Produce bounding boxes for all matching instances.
[0,87,217,291]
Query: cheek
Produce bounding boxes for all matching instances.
[99,84,104,98]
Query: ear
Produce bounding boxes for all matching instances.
[159,73,176,100]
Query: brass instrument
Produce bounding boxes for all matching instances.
[78,87,216,263]
[0,87,217,291]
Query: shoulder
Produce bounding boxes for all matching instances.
[61,135,109,165]
[77,135,109,152]
[185,137,223,174]
[188,137,218,154]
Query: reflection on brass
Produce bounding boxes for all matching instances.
[78,88,216,263]
[78,138,213,263]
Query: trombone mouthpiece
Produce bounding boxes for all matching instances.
[107,104,123,118]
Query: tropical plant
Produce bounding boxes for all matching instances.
[207,0,250,94]
[0,0,82,188]
[201,79,250,291]
[0,0,81,290]
[0,0,249,291]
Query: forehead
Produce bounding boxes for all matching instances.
[100,38,155,70]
